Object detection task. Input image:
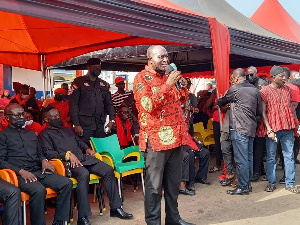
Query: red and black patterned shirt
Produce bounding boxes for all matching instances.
[260,84,297,132]
[133,66,197,152]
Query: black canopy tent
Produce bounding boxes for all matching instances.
[53,0,300,73]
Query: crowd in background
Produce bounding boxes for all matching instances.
[1,54,300,225]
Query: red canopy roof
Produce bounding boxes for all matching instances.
[251,0,300,43]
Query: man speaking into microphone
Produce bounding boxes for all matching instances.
[133,45,195,225]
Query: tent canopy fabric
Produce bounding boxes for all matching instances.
[170,0,286,40]
[0,11,180,71]
[55,0,300,73]
[251,0,300,43]
[0,0,230,95]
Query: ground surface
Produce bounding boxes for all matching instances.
[7,153,300,225]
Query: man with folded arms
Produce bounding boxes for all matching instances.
[38,106,133,225]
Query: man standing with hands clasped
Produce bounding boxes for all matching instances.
[69,58,115,146]
[134,45,196,225]
[261,66,299,193]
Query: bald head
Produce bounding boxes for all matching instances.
[246,66,257,75]
[147,45,167,59]
[147,45,169,74]
[246,66,258,83]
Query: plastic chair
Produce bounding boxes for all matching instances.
[50,154,106,220]
[193,122,215,147]
[3,168,58,225]
[207,119,214,131]
[90,134,145,202]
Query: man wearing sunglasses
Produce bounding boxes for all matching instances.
[246,66,268,183]
[246,66,268,90]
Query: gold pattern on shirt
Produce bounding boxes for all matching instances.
[140,113,148,126]
[151,86,160,94]
[136,83,144,92]
[141,96,153,112]
[145,75,153,81]
[158,126,176,145]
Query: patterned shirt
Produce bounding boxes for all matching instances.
[133,65,197,152]
[260,84,296,132]
[111,91,133,112]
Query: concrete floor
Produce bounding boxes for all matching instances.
[8,154,300,225]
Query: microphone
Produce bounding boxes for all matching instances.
[165,63,182,90]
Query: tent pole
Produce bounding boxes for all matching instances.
[214,70,223,131]
[41,55,47,99]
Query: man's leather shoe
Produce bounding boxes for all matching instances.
[227,188,249,195]
[249,185,252,192]
[251,173,260,182]
[77,216,91,225]
[166,219,195,225]
[177,219,196,225]
[186,183,195,191]
[279,175,285,184]
[52,221,64,225]
[110,207,133,219]
[179,188,195,195]
[195,178,210,185]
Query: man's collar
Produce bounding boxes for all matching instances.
[145,65,165,77]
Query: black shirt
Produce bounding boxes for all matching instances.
[38,126,99,165]
[0,126,45,173]
[69,76,115,128]
[217,80,262,137]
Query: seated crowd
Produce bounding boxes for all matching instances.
[0,58,299,225]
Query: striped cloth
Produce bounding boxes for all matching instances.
[260,84,296,133]
[111,91,133,112]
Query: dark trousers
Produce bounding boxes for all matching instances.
[253,136,266,175]
[213,121,223,167]
[0,179,22,225]
[18,172,72,225]
[230,130,254,190]
[71,162,122,219]
[143,142,183,225]
[181,150,190,182]
[220,132,234,175]
[82,124,105,146]
[183,145,210,183]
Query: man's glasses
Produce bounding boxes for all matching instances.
[6,112,25,118]
[247,73,255,77]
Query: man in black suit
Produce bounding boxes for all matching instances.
[0,179,22,225]
[38,106,133,225]
[0,103,72,225]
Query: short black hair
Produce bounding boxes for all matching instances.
[41,105,56,119]
[4,103,21,115]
